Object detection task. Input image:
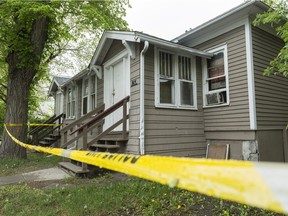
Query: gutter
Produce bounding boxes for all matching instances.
[139,41,149,155]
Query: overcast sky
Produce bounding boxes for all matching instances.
[126,0,245,40]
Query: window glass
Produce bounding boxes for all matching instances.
[204,45,229,107]
[179,56,191,80]
[84,79,89,96]
[157,50,195,108]
[160,80,174,104]
[180,81,193,106]
[82,97,88,115]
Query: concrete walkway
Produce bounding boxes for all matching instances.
[0,167,71,186]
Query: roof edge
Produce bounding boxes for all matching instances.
[172,1,269,43]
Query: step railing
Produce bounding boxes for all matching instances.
[61,96,130,150]
[29,113,66,145]
[60,96,129,172]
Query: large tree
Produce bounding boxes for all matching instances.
[254,0,288,76]
[0,0,129,158]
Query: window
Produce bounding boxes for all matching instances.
[90,75,96,110]
[156,50,196,109]
[203,44,229,107]
[67,85,76,118]
[159,51,175,104]
[82,79,89,115]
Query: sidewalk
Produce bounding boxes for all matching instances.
[0,167,71,186]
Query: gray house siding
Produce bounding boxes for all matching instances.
[183,26,257,160]
[253,27,287,128]
[253,27,287,162]
[194,26,250,132]
[126,43,141,154]
[143,45,207,157]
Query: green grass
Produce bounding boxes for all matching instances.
[0,177,285,216]
[0,151,62,177]
[0,152,286,216]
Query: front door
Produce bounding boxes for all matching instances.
[103,52,130,131]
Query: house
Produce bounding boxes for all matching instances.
[48,1,288,167]
[48,76,71,116]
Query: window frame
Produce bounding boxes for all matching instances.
[155,48,197,110]
[66,85,76,119]
[82,78,89,116]
[202,44,230,108]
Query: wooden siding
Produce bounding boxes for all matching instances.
[102,40,125,63]
[252,27,288,129]
[194,26,250,131]
[144,45,206,157]
[126,43,141,154]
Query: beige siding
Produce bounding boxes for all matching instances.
[194,26,250,131]
[126,44,141,154]
[144,45,206,157]
[253,27,288,129]
[102,40,125,63]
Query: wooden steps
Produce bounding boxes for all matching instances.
[59,162,89,176]
[38,134,60,146]
[99,131,129,142]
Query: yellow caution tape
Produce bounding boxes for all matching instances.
[5,123,62,127]
[3,124,288,214]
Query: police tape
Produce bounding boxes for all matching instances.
[3,124,288,214]
[5,123,62,127]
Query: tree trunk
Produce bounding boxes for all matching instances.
[0,16,49,159]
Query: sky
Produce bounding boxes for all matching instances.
[125,0,245,40]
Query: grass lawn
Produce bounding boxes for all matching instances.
[0,152,286,216]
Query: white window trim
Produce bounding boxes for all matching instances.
[81,78,89,116]
[90,74,97,111]
[154,48,197,110]
[202,44,230,108]
[66,85,76,119]
[80,73,98,117]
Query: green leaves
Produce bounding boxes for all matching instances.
[253,0,288,76]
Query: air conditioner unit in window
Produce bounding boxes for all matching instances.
[206,91,226,105]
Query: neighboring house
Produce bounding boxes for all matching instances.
[49,1,288,163]
[48,76,71,116]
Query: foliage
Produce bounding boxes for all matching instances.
[0,0,129,90]
[0,0,129,157]
[253,0,288,76]
[0,177,283,216]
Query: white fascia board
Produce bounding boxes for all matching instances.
[173,1,268,43]
[136,32,212,58]
[62,68,89,88]
[90,31,140,67]
[181,16,248,47]
[245,18,257,130]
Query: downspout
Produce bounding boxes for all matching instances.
[139,41,149,155]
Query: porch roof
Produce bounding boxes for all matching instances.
[89,30,212,67]
[48,76,71,96]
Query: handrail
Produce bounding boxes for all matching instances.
[70,96,130,135]
[29,113,65,135]
[29,113,66,145]
[29,114,56,135]
[60,104,105,134]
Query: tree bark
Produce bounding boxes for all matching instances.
[0,16,49,158]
